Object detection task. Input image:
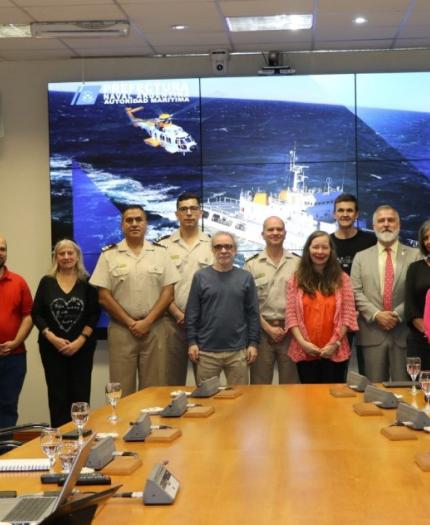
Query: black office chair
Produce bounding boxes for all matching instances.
[0,423,50,455]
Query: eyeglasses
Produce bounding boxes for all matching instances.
[177,206,200,213]
[213,244,234,251]
[124,217,145,224]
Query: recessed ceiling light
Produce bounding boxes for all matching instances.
[0,24,32,38]
[226,14,313,32]
[171,24,188,31]
[354,17,368,25]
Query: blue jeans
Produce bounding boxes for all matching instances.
[0,353,27,428]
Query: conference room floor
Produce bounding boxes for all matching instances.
[1,384,430,525]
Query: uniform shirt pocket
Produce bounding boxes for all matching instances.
[111,264,129,281]
[148,265,164,276]
[198,255,212,268]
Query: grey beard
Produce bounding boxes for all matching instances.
[375,229,399,244]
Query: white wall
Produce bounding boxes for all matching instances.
[1,48,430,424]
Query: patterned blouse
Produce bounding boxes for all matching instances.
[285,272,358,363]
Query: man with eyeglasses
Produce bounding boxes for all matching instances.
[90,205,179,395]
[157,192,213,385]
[186,231,259,385]
[245,216,300,384]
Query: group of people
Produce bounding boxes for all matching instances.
[1,191,429,429]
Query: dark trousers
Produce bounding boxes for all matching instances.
[0,353,26,428]
[297,358,349,384]
[40,342,95,427]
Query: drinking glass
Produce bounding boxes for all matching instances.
[419,371,430,413]
[105,382,122,423]
[40,428,62,472]
[406,356,421,395]
[59,441,78,473]
[70,401,90,445]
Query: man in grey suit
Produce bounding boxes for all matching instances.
[351,205,420,382]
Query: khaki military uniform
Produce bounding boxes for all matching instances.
[90,239,179,395]
[158,230,213,385]
[245,249,300,384]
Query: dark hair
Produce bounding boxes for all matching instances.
[296,230,342,296]
[418,219,430,255]
[176,192,201,209]
[121,205,146,218]
[333,193,359,212]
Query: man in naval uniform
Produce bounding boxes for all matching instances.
[90,205,179,395]
[158,192,213,385]
[244,216,300,384]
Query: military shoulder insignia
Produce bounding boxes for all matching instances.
[245,253,258,262]
[155,234,170,243]
[152,241,167,248]
[102,243,117,252]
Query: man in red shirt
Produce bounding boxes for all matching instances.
[0,236,33,428]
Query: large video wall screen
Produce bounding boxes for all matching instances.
[49,72,430,268]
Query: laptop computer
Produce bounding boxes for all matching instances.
[0,433,97,524]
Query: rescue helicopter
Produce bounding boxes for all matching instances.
[125,106,197,155]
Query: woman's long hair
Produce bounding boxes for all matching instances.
[48,239,88,280]
[296,231,342,296]
[418,219,430,256]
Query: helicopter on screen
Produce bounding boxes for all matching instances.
[125,106,197,155]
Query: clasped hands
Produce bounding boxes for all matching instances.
[128,318,152,338]
[302,341,338,359]
[48,332,83,356]
[188,344,258,364]
[265,325,286,344]
[375,310,399,331]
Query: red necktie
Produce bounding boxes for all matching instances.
[383,248,394,311]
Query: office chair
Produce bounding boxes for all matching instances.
[0,423,50,455]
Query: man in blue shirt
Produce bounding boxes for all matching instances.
[186,231,260,385]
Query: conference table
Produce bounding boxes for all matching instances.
[2,384,430,524]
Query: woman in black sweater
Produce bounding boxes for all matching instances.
[32,239,100,427]
[405,220,430,368]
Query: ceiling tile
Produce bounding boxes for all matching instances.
[24,4,124,21]
[15,0,115,6]
[219,0,313,17]
[404,10,430,25]
[145,30,229,48]
[317,0,411,12]
[313,39,395,50]
[394,37,430,47]
[0,48,73,59]
[0,7,32,23]
[124,2,225,32]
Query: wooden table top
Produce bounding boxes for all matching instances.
[2,384,430,525]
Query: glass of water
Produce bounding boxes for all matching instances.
[105,382,122,423]
[59,441,78,473]
[419,371,430,413]
[70,401,90,446]
[40,428,62,472]
[406,356,421,395]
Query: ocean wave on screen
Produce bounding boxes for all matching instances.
[79,162,179,216]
